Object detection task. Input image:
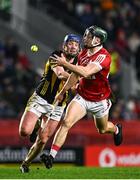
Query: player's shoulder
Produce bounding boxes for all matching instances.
[99,47,110,56]
[97,47,111,61]
[94,47,111,65]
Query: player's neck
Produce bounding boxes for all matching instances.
[88,45,103,56]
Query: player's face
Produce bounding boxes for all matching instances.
[64,40,80,57]
[83,31,100,48]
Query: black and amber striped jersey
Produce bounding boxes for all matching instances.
[36,50,77,106]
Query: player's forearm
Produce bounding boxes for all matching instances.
[60,73,79,95]
[63,61,90,78]
[53,65,70,80]
[58,71,70,80]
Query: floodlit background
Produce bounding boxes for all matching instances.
[0,0,140,167]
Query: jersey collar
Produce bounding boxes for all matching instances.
[87,45,103,56]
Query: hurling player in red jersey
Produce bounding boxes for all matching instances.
[40,26,123,169]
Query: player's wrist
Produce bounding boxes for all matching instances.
[63,60,69,67]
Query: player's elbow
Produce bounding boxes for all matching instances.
[57,75,67,80]
[58,72,68,80]
[57,75,64,79]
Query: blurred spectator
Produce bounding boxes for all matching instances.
[17,50,31,70]
[109,44,121,98]
[102,11,116,41]
[3,35,19,64]
[134,98,140,119]
[0,40,4,51]
[100,0,115,11]
[76,3,94,28]
[0,97,16,118]
[114,28,129,61]
[128,32,140,54]
[110,99,125,120]
[124,96,138,120]
[134,43,140,81]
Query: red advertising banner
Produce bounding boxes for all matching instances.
[0,119,140,147]
[85,145,140,167]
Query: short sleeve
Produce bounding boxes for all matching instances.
[93,54,111,69]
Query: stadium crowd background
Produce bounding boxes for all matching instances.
[0,0,140,121]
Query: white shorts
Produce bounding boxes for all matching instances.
[72,94,112,118]
[25,92,65,121]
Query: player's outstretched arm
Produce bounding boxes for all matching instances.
[51,53,101,78]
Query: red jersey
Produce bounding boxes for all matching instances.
[77,47,111,101]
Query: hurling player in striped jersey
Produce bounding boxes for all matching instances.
[19,34,81,173]
[40,25,123,169]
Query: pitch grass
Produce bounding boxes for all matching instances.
[0,164,140,179]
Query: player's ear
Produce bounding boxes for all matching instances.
[61,53,64,57]
[63,44,67,52]
[78,43,82,52]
